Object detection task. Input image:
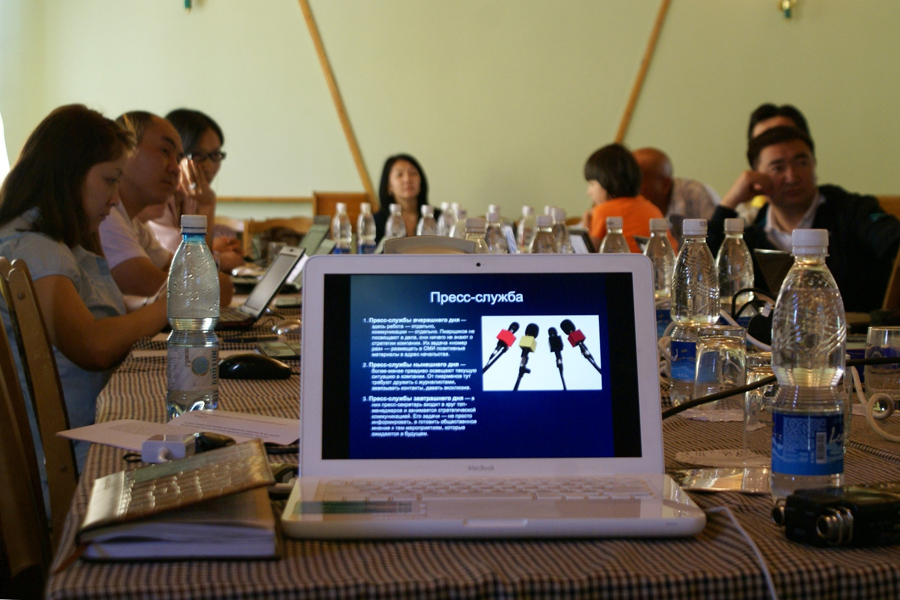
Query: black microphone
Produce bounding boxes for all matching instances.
[483,322,519,373]
[514,323,539,390]
[548,327,566,390]
[560,319,601,374]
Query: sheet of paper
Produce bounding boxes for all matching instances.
[57,420,206,451]
[170,410,299,445]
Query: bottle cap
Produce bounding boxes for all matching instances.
[456,208,468,220]
[440,202,449,210]
[791,228,829,255]
[180,215,207,232]
[682,219,707,236]
[389,204,402,214]
[421,205,433,216]
[360,202,371,212]
[606,216,623,229]
[521,205,534,216]
[536,214,553,228]
[466,217,485,233]
[336,202,347,213]
[649,218,668,232]
[488,204,501,215]
[724,217,744,233]
[553,207,567,221]
[486,211,501,224]
[544,206,554,216]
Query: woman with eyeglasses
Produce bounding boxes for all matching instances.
[144,108,244,271]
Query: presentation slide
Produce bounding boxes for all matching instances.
[326,272,634,460]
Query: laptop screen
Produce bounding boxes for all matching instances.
[241,247,304,316]
[320,271,642,461]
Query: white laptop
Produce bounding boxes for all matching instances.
[282,253,705,539]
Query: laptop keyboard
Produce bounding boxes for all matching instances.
[321,477,655,502]
[219,308,249,322]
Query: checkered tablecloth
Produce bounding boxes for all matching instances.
[46,337,900,600]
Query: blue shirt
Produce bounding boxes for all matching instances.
[0,209,125,470]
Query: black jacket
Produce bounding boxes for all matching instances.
[708,185,900,313]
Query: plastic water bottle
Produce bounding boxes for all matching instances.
[464,217,489,253]
[485,210,509,254]
[517,206,537,253]
[599,216,630,254]
[529,214,558,253]
[416,205,438,236]
[357,202,376,254]
[450,208,468,238]
[669,218,719,403]
[551,208,574,253]
[645,218,675,337]
[331,202,352,254]
[383,204,406,240]
[436,202,456,237]
[166,215,219,420]
[488,204,518,253]
[716,217,754,318]
[770,229,847,499]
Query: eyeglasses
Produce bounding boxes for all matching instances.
[187,151,227,163]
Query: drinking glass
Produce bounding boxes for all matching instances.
[693,324,746,416]
[743,352,776,466]
[865,326,900,414]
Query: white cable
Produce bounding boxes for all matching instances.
[707,506,779,600]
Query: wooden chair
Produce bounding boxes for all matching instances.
[0,258,76,552]
[384,236,476,254]
[313,192,369,228]
[242,217,314,257]
[0,276,52,599]
[877,196,900,220]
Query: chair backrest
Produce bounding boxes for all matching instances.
[242,217,314,257]
[313,192,369,228]
[384,235,476,254]
[878,196,900,220]
[0,260,52,594]
[0,258,76,552]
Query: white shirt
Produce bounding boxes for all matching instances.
[99,201,171,270]
[764,192,825,252]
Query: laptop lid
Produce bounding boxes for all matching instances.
[299,254,663,479]
[299,224,329,256]
[238,246,304,319]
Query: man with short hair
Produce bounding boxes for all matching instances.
[100,111,232,304]
[633,147,720,244]
[708,125,900,313]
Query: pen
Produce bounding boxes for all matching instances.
[233,335,280,343]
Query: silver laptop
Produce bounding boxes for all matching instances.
[217,246,304,330]
[282,254,705,539]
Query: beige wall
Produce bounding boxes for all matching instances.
[1,0,899,221]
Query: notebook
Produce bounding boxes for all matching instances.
[282,253,706,539]
[218,246,304,330]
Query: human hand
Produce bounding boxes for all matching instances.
[581,207,593,231]
[176,158,216,214]
[721,171,774,210]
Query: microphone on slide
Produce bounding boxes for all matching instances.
[483,322,519,373]
[514,323,539,391]
[560,319,602,374]
[548,327,567,390]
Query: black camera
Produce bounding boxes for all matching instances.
[772,484,900,547]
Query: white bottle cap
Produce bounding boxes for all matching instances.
[451,202,462,211]
[336,202,347,213]
[544,205,554,215]
[456,208,468,220]
[466,217,486,233]
[606,216,623,229]
[360,202,371,212]
[682,219,707,236]
[791,228,829,255]
[536,214,553,228]
[488,204,501,215]
[553,207,567,221]
[649,218,668,232]
[421,205,433,216]
[389,204,403,214]
[521,205,534,216]
[486,211,501,224]
[180,215,207,232]
[724,217,745,233]
[440,202,449,211]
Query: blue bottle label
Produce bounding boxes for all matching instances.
[656,309,672,339]
[358,242,376,255]
[772,412,844,476]
[333,246,351,255]
[670,340,696,381]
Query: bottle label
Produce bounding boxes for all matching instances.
[772,411,844,476]
[670,340,696,381]
[333,246,351,255]
[167,346,219,393]
[656,309,672,339]
[358,242,376,255]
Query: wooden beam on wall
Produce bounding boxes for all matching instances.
[298,0,378,208]
[218,196,314,204]
[615,0,672,144]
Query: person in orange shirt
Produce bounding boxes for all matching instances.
[581,143,676,253]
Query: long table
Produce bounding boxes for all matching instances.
[46,324,900,599]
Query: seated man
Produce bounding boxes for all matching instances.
[100,111,233,305]
[633,147,720,243]
[708,125,900,313]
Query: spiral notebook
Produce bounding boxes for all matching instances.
[282,254,705,539]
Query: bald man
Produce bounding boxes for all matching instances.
[633,148,720,243]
